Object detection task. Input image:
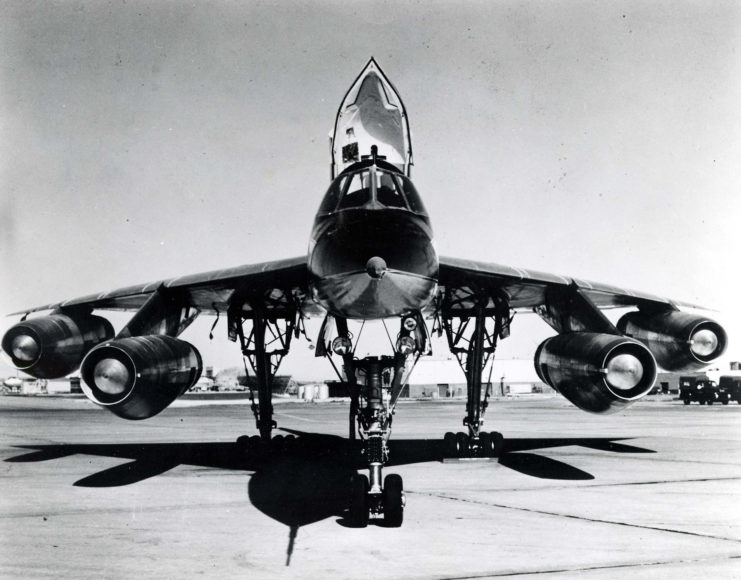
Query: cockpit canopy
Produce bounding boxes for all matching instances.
[318,160,427,216]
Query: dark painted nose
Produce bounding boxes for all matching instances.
[366,256,387,279]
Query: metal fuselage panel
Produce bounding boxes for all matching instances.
[315,58,436,320]
[308,209,438,319]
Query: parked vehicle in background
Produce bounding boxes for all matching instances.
[719,376,741,404]
[679,376,728,405]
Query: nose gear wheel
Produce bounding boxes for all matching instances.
[349,474,370,527]
[382,474,405,527]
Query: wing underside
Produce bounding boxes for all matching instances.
[3,252,727,422]
[11,254,705,320]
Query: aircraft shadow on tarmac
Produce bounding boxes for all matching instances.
[6,432,655,531]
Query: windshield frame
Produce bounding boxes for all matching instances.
[316,162,428,217]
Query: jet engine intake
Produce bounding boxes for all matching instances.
[1,313,114,378]
[617,310,727,371]
[80,335,202,420]
[534,332,657,414]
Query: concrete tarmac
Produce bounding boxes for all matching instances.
[1,395,740,579]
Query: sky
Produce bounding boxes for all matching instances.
[1,0,740,379]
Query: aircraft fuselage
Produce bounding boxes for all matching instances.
[308,163,438,319]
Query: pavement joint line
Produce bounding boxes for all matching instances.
[545,452,741,468]
[273,412,323,423]
[412,491,741,544]
[485,475,741,493]
[0,499,253,520]
[436,553,741,579]
[578,475,741,488]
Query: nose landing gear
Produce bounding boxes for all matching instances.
[349,471,406,528]
[346,355,407,527]
[334,313,425,527]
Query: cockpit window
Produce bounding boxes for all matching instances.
[317,163,428,215]
[337,171,371,209]
[397,175,427,214]
[318,174,348,214]
[376,171,406,208]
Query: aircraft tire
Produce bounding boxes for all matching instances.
[491,431,504,457]
[443,432,458,457]
[479,432,494,456]
[349,474,370,527]
[272,434,285,453]
[383,474,404,527]
[683,398,690,405]
[248,435,264,458]
[456,432,469,457]
[236,435,250,455]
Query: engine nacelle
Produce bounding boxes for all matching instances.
[617,310,727,371]
[80,335,202,420]
[535,332,657,414]
[1,313,114,378]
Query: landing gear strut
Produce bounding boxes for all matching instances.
[228,291,298,454]
[331,313,426,526]
[345,355,408,527]
[439,290,512,459]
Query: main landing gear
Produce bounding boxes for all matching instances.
[228,292,299,455]
[227,287,512,525]
[438,290,512,460]
[442,430,503,459]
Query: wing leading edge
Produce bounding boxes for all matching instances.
[438,255,705,311]
[11,253,708,319]
[9,256,309,316]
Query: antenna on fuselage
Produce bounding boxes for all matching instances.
[361,144,387,163]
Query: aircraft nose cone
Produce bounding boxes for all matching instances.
[366,256,387,279]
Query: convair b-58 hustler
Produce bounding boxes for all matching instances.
[2,59,727,527]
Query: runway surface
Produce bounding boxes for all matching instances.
[1,395,740,579]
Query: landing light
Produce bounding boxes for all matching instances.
[604,353,644,391]
[397,336,416,355]
[403,317,417,331]
[689,329,718,357]
[332,336,352,356]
